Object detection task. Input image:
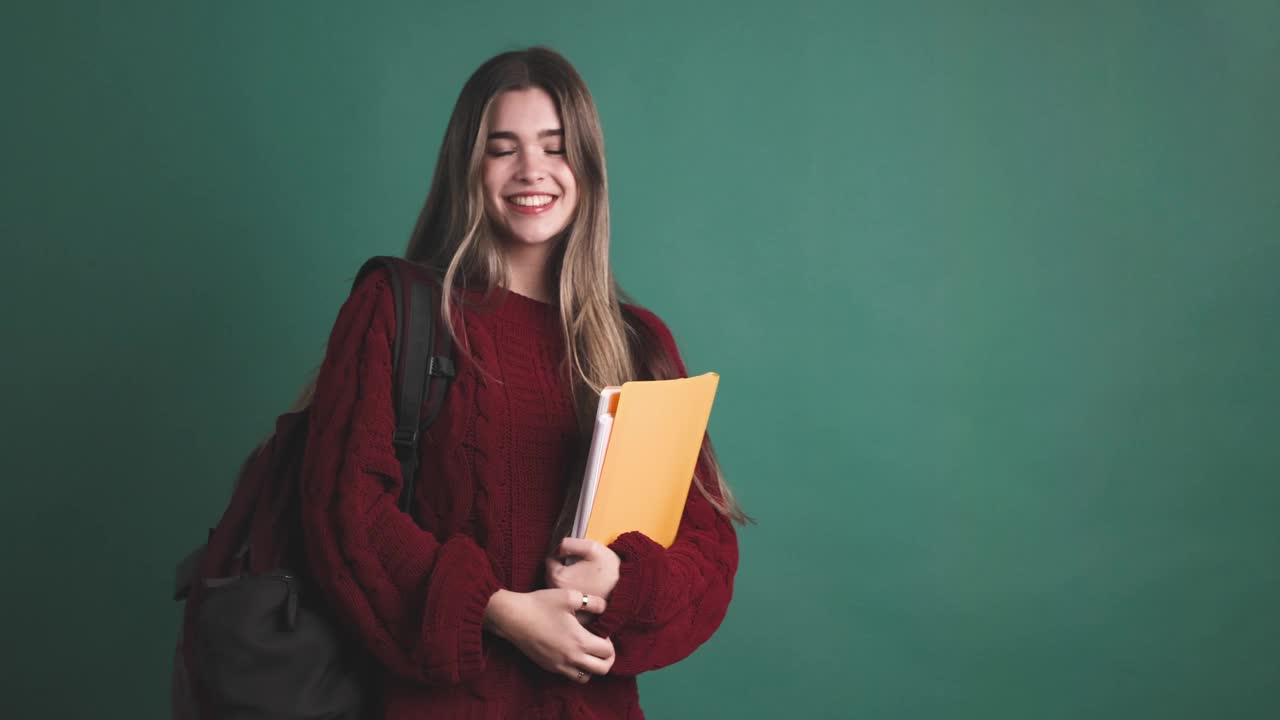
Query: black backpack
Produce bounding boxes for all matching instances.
[171,256,455,719]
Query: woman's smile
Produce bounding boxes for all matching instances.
[506,192,559,215]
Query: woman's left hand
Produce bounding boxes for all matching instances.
[546,537,621,606]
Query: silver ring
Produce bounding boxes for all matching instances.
[580,593,590,610]
[576,670,586,680]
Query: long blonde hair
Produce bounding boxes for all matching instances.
[304,47,748,524]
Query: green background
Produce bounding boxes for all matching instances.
[4,1,1278,717]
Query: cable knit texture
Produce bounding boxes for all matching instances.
[299,268,739,719]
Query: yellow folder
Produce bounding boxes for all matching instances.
[576,372,720,548]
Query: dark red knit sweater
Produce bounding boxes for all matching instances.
[298,268,739,719]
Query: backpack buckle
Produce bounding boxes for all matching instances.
[392,428,417,448]
[428,356,455,378]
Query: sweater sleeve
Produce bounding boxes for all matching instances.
[587,307,740,676]
[299,268,503,687]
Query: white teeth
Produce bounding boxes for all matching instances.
[509,194,554,207]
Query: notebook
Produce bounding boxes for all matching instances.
[570,372,720,547]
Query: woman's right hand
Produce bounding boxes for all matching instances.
[483,588,615,682]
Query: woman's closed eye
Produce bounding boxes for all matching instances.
[486,146,565,157]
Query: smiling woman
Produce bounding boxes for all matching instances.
[212,47,748,720]
[480,88,580,300]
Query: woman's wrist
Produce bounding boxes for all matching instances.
[483,588,519,640]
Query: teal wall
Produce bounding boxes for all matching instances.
[4,1,1278,717]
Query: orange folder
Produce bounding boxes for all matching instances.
[572,372,720,548]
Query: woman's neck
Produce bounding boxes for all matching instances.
[502,242,556,303]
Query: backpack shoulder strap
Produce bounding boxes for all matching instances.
[353,256,456,518]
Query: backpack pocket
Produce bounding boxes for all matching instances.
[191,571,366,720]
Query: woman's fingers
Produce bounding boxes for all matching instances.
[563,642,616,683]
[558,536,602,559]
[581,632,615,662]
[499,589,621,681]
[546,557,569,588]
[576,651,615,677]
[567,589,607,615]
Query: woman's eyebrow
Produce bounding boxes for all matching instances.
[487,129,564,141]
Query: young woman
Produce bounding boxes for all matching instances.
[297,47,747,719]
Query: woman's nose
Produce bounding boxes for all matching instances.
[516,151,546,183]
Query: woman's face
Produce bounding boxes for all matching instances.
[482,87,579,250]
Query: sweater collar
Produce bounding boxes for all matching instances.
[461,286,560,330]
